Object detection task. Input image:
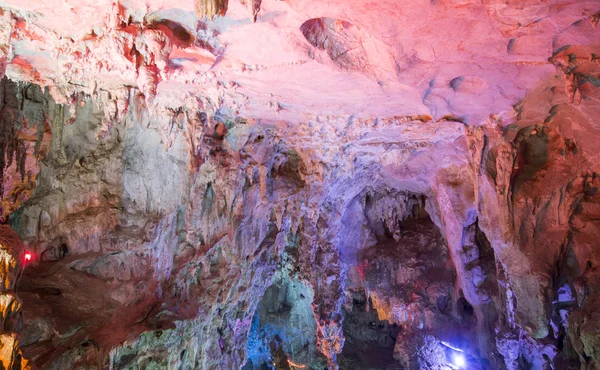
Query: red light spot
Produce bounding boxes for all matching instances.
[24,253,32,261]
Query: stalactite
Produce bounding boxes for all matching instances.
[252,0,262,22]
[195,0,229,19]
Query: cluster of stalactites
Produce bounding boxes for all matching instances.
[194,0,263,21]
[195,0,229,19]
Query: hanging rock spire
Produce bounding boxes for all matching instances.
[195,0,229,19]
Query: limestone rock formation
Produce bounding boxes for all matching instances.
[0,0,599,369]
[0,225,30,370]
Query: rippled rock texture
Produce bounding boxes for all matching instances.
[0,0,599,369]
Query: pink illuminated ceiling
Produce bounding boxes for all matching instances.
[2,0,599,123]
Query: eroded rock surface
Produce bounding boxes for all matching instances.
[0,0,599,369]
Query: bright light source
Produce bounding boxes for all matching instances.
[24,253,32,261]
[453,353,466,368]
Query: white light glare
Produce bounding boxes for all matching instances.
[453,353,466,368]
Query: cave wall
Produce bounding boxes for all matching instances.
[0,70,599,369]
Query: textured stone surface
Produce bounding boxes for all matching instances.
[0,0,598,369]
